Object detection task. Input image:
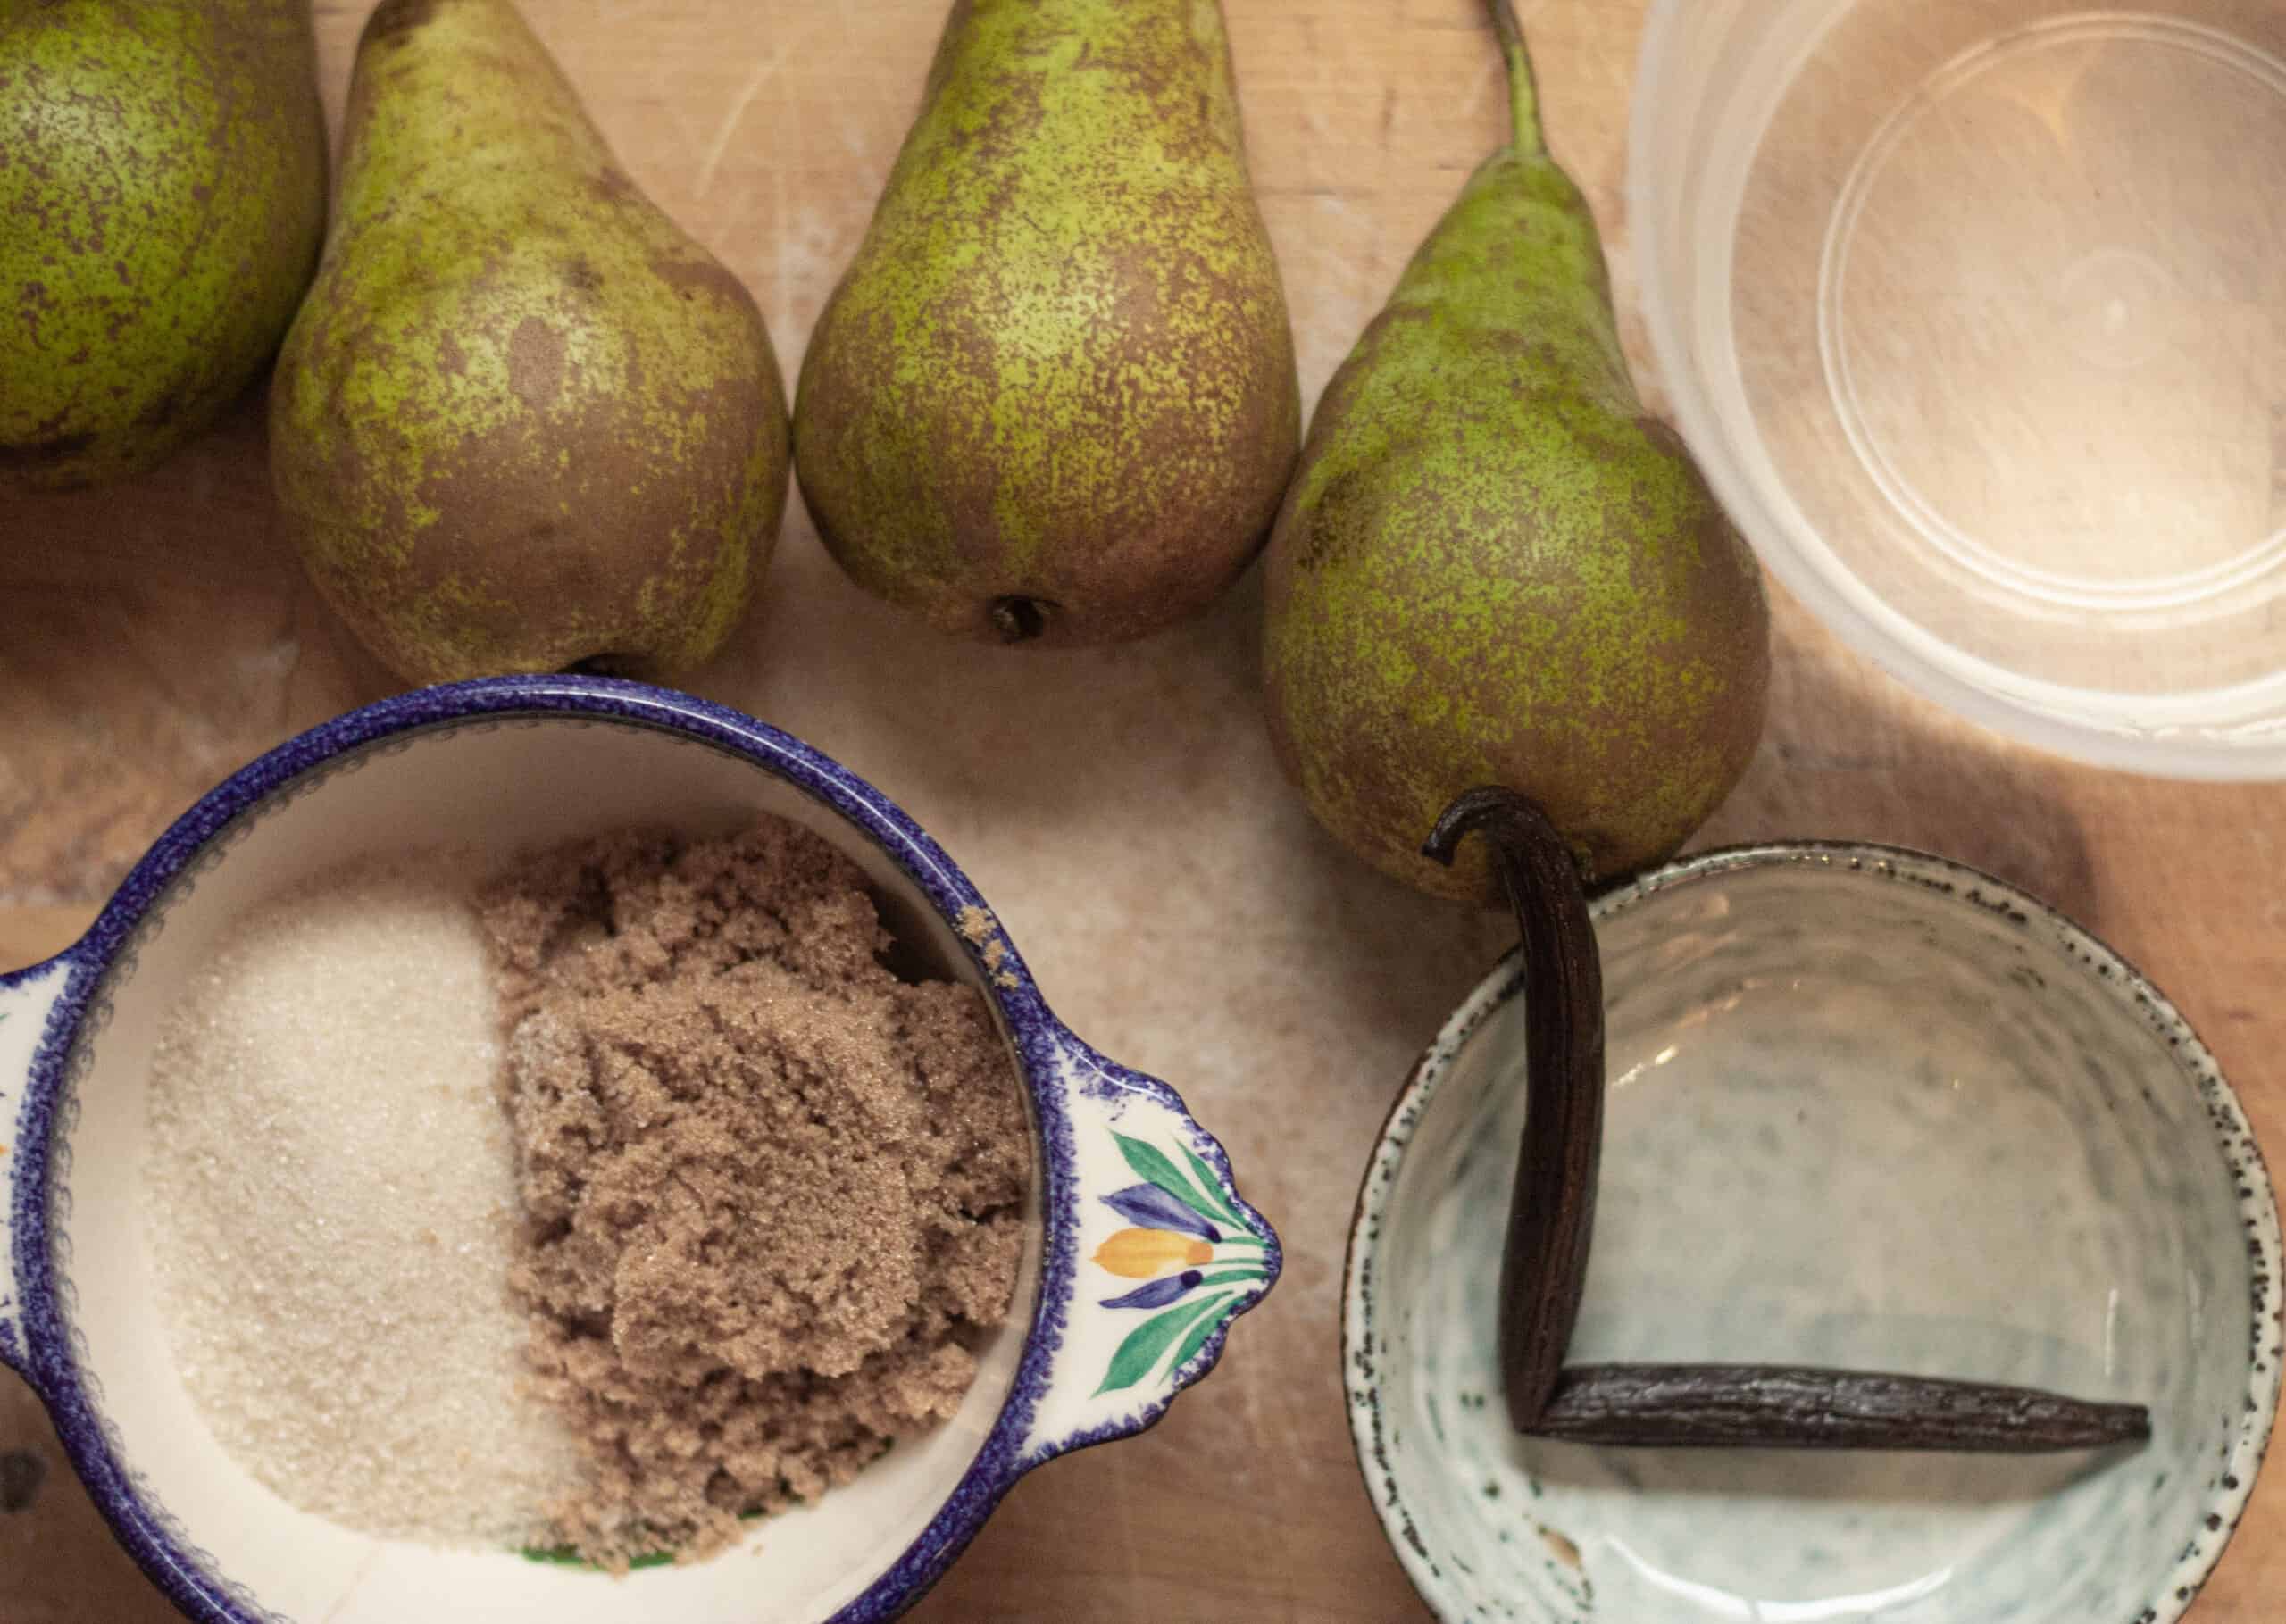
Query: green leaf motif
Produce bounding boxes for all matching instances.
[1177,1139,1247,1229]
[1193,1267,1267,1289]
[1167,1292,1238,1377]
[1114,1133,1226,1234]
[1096,1290,1233,1396]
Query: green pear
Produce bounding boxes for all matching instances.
[794,0,1300,647]
[1263,0,1769,904]
[271,0,788,686]
[0,0,325,489]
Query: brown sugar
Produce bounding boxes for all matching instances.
[476,820,1030,1570]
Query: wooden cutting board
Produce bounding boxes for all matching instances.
[2,2,2280,1619]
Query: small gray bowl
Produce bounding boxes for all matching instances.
[1344,843,2279,1624]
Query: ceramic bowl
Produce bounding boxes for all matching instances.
[0,675,1280,1623]
[1344,844,2279,1624]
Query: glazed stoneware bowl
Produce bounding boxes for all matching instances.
[0,675,1280,1623]
[1345,844,2279,1624]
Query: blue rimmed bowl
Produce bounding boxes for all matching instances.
[1344,843,2279,1624]
[0,674,1280,1623]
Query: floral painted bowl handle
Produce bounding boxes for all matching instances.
[0,956,72,1380]
[1017,1029,1281,1464]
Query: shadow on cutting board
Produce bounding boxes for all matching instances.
[1691,581,2100,933]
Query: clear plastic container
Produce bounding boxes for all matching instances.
[1631,0,2286,776]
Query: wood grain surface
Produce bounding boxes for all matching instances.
[3,2,2281,1620]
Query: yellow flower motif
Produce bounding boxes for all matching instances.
[1094,1227,1214,1278]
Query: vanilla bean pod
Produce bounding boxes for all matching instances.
[1528,1364,2150,1452]
[1424,787,2150,1453]
[1422,787,1604,1430]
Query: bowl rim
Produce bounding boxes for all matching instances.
[1626,0,2286,781]
[1342,837,2282,1623]
[2,673,1267,1624]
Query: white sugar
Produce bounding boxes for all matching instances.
[144,853,581,1546]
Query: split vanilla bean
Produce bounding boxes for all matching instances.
[1533,1365,2151,1452]
[1424,787,2152,1454]
[1423,787,1606,1431]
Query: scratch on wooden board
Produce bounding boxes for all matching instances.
[697,40,799,198]
[775,165,793,340]
[1114,1444,1144,1590]
[1459,57,1500,122]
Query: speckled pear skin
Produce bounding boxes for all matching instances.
[271,0,788,687]
[1262,6,1768,904]
[0,0,325,490]
[793,0,1301,647]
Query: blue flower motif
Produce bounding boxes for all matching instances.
[1100,1182,1220,1241]
[1101,1270,1204,1311]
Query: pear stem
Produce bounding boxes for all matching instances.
[1485,0,1548,161]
